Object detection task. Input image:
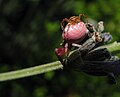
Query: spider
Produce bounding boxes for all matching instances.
[61,14,88,30]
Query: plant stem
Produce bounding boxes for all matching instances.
[0,41,120,82]
[104,41,120,52]
[0,61,62,82]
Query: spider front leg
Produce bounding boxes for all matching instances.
[79,14,88,23]
[61,18,69,30]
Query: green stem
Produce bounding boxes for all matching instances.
[103,41,120,52]
[0,41,120,82]
[0,61,62,82]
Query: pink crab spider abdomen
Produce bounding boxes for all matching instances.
[62,22,88,43]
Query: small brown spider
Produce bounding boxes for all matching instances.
[61,14,88,30]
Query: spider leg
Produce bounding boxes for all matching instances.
[79,14,88,23]
[61,18,69,30]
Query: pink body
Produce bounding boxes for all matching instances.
[62,22,88,43]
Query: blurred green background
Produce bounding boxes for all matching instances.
[0,0,120,97]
